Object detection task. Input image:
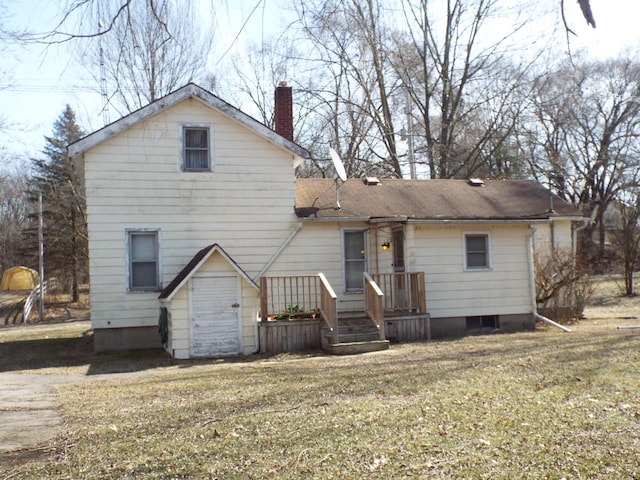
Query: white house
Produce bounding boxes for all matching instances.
[69,83,584,358]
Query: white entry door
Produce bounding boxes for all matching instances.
[190,274,241,357]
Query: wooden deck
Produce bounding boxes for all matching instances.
[258,272,429,355]
[258,318,322,353]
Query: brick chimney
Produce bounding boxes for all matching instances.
[274,81,294,142]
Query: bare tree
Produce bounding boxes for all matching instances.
[534,246,593,322]
[528,58,640,262]
[0,170,31,272]
[610,192,640,296]
[293,0,404,177]
[78,0,213,115]
[393,0,540,179]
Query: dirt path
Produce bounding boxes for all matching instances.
[0,372,84,454]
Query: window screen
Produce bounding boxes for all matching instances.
[184,127,210,170]
[129,231,159,290]
[465,234,489,269]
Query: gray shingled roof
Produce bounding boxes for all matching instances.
[294,178,583,221]
[158,244,258,302]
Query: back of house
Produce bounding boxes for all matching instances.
[70,83,584,358]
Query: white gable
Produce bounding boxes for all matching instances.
[68,83,308,164]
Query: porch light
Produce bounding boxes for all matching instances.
[381,242,391,251]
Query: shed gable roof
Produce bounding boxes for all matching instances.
[295,178,584,221]
[158,244,258,302]
[68,83,309,160]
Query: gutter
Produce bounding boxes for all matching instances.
[411,218,553,225]
[527,225,571,333]
[300,216,585,226]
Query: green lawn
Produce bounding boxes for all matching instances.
[3,318,639,479]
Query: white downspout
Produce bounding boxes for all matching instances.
[528,224,571,333]
[255,221,304,281]
[252,307,260,354]
[252,221,304,354]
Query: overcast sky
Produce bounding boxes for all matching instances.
[1,0,639,172]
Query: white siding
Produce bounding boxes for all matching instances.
[85,98,295,333]
[269,222,535,318]
[268,222,370,312]
[534,220,574,254]
[411,224,533,318]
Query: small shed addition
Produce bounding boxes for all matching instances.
[0,267,39,291]
[158,244,260,359]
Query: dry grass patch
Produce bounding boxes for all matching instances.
[3,279,640,478]
[6,322,640,479]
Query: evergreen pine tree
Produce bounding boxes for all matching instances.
[27,105,87,301]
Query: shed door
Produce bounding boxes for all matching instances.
[190,275,241,357]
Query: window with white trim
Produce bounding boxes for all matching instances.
[343,229,367,292]
[127,230,160,291]
[183,126,211,171]
[464,233,490,270]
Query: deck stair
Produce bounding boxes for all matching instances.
[322,314,390,355]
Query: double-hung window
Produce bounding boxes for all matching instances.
[127,230,160,291]
[344,229,367,292]
[464,233,490,270]
[183,126,211,171]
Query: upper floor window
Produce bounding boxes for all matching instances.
[183,126,211,171]
[127,229,161,291]
[464,233,491,270]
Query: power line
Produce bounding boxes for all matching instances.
[0,84,98,94]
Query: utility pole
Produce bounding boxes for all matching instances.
[38,191,44,322]
[405,84,416,179]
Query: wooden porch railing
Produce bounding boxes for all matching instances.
[370,272,426,314]
[364,273,385,340]
[318,273,338,344]
[260,275,322,321]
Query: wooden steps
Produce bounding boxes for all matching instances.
[322,314,389,355]
[327,340,390,355]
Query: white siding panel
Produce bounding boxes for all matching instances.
[85,97,297,334]
[267,222,369,312]
[412,225,533,319]
[534,220,574,253]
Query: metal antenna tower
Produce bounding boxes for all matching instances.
[98,16,110,125]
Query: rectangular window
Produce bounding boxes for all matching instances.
[464,233,490,269]
[128,230,160,291]
[344,230,367,292]
[183,126,210,171]
[466,315,498,332]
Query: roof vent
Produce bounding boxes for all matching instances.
[363,177,380,186]
[468,178,484,187]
